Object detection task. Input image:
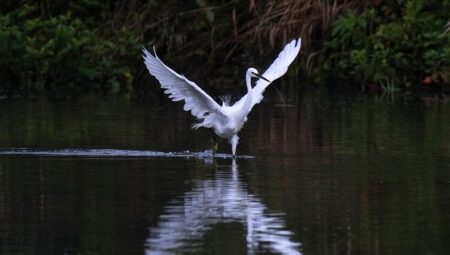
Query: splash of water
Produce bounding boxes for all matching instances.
[0,148,253,159]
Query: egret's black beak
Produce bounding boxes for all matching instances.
[253,72,270,83]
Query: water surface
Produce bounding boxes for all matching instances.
[0,96,449,254]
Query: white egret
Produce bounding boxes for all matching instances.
[143,38,301,157]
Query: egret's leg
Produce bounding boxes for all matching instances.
[230,135,239,158]
[210,129,218,156]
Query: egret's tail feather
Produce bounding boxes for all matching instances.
[219,95,232,106]
[192,122,203,129]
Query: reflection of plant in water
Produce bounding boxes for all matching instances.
[380,78,399,93]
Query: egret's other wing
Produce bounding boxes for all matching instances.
[251,38,301,107]
[143,48,224,119]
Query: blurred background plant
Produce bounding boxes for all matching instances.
[0,0,449,99]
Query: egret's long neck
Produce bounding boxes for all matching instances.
[246,72,253,93]
[237,73,253,119]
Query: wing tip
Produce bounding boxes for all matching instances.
[142,46,160,60]
[152,46,159,58]
[290,37,301,49]
[142,47,153,62]
[142,46,149,56]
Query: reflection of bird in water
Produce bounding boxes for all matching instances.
[143,39,301,157]
[145,160,302,254]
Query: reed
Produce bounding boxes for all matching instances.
[231,1,362,72]
[139,1,363,85]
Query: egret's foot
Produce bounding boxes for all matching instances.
[210,129,219,157]
[212,142,218,156]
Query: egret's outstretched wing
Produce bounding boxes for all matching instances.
[143,48,224,119]
[251,38,301,107]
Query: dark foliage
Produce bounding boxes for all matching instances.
[0,0,448,98]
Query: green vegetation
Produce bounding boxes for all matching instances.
[0,0,449,98]
[0,1,141,98]
[320,0,450,93]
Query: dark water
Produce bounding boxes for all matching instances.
[0,96,449,254]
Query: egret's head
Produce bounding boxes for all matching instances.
[246,68,270,82]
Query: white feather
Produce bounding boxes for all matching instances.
[143,48,225,119]
[234,38,302,111]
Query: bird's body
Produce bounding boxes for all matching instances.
[143,38,301,157]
